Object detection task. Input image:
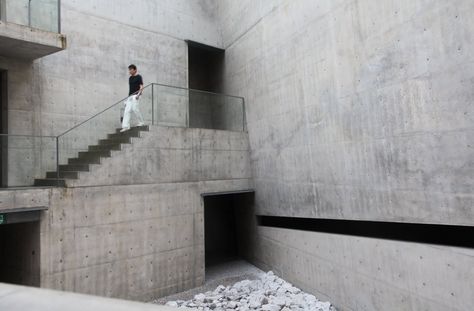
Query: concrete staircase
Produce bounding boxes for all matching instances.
[34,125,149,187]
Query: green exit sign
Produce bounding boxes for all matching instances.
[0,214,5,225]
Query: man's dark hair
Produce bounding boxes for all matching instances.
[128,64,137,70]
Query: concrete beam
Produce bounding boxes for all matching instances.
[0,21,66,60]
[0,188,50,212]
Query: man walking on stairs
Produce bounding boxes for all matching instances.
[121,64,145,132]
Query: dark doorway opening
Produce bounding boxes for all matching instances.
[0,70,7,187]
[0,220,40,286]
[203,191,254,269]
[187,41,225,129]
[187,41,224,93]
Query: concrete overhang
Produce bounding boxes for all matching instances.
[0,21,66,60]
[0,188,49,219]
[201,189,255,197]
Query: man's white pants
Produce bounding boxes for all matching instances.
[122,95,144,129]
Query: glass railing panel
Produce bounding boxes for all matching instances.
[29,0,59,33]
[4,0,29,26]
[3,0,60,33]
[139,85,154,125]
[152,84,189,128]
[0,134,57,187]
[189,91,245,131]
[152,84,245,132]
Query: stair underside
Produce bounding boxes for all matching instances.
[34,126,148,187]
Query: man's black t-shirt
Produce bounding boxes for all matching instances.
[129,74,143,95]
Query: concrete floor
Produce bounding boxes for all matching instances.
[0,283,179,311]
[153,260,264,304]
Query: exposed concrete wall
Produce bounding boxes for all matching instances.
[219,0,474,225]
[0,0,223,186]
[33,1,188,137]
[38,126,252,301]
[38,181,253,301]
[242,225,474,311]
[0,125,252,300]
[215,0,286,49]
[2,0,217,136]
[63,0,222,48]
[66,126,251,187]
[236,199,474,311]
[217,0,474,309]
[40,180,250,301]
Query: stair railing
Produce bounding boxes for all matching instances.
[2,83,246,188]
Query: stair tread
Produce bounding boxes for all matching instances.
[68,157,101,164]
[60,164,89,171]
[46,171,79,179]
[115,125,149,133]
[34,179,67,187]
[78,150,111,156]
[34,179,67,182]
[89,144,122,151]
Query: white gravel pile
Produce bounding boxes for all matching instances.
[165,271,335,311]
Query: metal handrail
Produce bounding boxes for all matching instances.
[58,83,246,138]
[152,83,245,100]
[0,133,57,138]
[5,82,246,140]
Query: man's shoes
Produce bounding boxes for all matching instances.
[137,122,145,126]
[120,127,130,132]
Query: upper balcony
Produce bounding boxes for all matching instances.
[0,0,66,60]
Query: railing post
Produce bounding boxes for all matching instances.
[242,97,247,132]
[28,0,32,27]
[0,0,6,22]
[151,83,154,125]
[58,0,61,33]
[56,136,60,186]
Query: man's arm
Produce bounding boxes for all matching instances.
[137,84,144,96]
[137,75,144,97]
[138,76,144,97]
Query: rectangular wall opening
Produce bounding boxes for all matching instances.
[258,216,474,248]
[187,41,225,129]
[0,220,40,286]
[203,191,255,272]
[0,70,7,187]
[187,41,224,93]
